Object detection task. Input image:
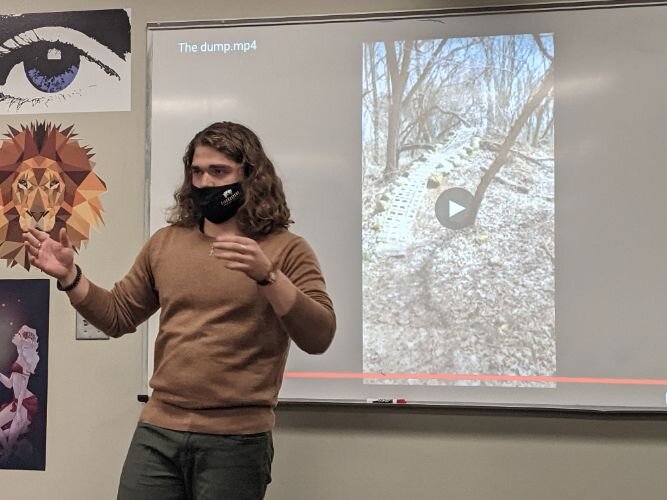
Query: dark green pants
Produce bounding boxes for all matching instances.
[117,422,273,500]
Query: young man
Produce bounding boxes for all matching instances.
[23,122,336,500]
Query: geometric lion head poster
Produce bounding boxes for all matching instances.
[0,122,107,269]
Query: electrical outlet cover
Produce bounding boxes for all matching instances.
[75,312,108,340]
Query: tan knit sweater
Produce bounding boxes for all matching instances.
[74,225,335,434]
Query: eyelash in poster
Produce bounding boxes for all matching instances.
[0,26,129,111]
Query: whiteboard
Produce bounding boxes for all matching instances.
[146,3,667,410]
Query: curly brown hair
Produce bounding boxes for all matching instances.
[167,122,292,237]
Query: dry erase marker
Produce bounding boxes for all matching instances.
[366,398,407,404]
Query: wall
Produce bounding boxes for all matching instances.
[0,1,665,499]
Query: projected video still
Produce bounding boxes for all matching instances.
[362,34,555,387]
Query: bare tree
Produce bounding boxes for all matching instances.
[364,43,382,165]
[383,39,450,177]
[469,64,554,221]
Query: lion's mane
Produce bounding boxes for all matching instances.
[0,123,107,269]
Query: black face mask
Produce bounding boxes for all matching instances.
[190,182,244,224]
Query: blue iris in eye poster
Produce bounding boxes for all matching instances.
[0,9,131,114]
[0,279,49,470]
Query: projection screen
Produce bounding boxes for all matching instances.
[146,2,667,411]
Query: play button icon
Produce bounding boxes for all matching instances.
[449,200,466,217]
[435,187,474,229]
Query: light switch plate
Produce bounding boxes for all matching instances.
[75,312,108,340]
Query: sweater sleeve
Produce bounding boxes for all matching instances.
[278,236,336,354]
[73,236,160,338]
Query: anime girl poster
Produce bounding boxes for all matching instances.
[0,279,48,470]
[0,9,131,114]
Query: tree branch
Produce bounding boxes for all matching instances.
[532,34,553,62]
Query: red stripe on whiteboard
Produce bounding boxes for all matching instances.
[283,372,667,385]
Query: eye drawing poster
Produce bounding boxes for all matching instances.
[0,122,107,269]
[0,9,131,114]
[0,279,49,470]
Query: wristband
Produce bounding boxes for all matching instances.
[256,260,278,286]
[57,264,82,292]
[256,270,277,286]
